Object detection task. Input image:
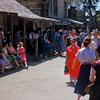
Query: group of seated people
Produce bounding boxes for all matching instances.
[0,40,28,74]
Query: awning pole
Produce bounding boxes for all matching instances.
[35,37,39,60]
[33,21,36,30]
[11,15,14,43]
[23,19,26,50]
[40,21,43,30]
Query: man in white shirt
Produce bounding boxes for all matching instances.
[92,30,100,60]
[70,29,79,46]
[29,31,34,46]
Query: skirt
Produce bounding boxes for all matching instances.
[40,41,51,54]
[74,63,91,96]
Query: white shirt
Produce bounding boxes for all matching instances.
[29,32,39,40]
[70,35,77,45]
[89,41,97,50]
[76,47,96,62]
[93,38,97,49]
[29,33,33,40]
[33,34,39,39]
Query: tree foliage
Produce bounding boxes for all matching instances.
[96,14,100,22]
[69,0,83,10]
[69,0,99,10]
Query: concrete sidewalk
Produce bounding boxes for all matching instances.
[0,56,89,100]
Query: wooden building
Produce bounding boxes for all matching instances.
[0,0,59,59]
[17,0,41,16]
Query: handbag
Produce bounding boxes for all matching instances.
[64,65,69,74]
[85,82,94,94]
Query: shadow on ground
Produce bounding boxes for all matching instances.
[28,54,63,67]
[0,67,26,78]
[0,54,66,77]
[65,82,75,88]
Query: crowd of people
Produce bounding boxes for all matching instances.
[0,26,29,74]
[0,26,62,74]
[0,25,57,74]
[0,24,100,99]
[63,28,100,100]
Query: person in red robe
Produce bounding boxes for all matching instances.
[65,38,80,84]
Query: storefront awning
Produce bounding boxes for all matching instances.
[68,19,84,25]
[56,18,84,25]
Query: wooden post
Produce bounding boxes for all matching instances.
[3,15,6,33]
[35,38,38,60]
[40,21,43,30]
[11,15,14,43]
[23,19,26,50]
[33,20,39,60]
[53,22,55,29]
[33,20,36,30]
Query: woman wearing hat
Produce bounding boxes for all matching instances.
[65,38,80,84]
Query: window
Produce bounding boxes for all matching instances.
[53,0,58,16]
[64,1,67,18]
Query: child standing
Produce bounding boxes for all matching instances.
[17,42,28,69]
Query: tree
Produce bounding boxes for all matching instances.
[68,0,83,10]
[97,14,100,22]
[69,0,99,11]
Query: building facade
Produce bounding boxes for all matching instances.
[17,0,69,19]
[48,0,68,19]
[16,0,41,15]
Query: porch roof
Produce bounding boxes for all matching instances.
[0,0,59,22]
[0,0,43,20]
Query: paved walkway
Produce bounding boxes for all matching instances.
[0,55,89,100]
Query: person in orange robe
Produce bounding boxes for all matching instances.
[65,38,80,84]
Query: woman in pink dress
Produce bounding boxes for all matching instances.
[65,38,80,84]
[17,42,28,69]
[8,41,21,66]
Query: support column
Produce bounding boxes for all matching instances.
[40,21,42,29]
[33,20,39,60]
[33,21,36,30]
[53,22,55,29]
[3,15,7,33]
[35,38,38,60]
[11,15,14,43]
[23,19,26,49]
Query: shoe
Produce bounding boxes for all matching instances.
[40,55,43,58]
[21,64,25,68]
[45,56,48,58]
[74,82,77,86]
[1,70,4,74]
[16,63,20,67]
[25,65,29,70]
[8,64,13,68]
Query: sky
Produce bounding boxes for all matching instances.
[71,1,100,11]
[97,1,100,10]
